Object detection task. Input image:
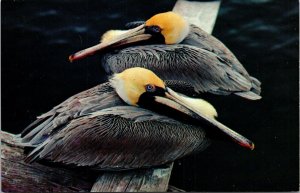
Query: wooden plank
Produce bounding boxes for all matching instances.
[173,0,221,34]
[91,164,173,192]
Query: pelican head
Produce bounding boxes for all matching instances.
[110,67,254,150]
[110,67,165,106]
[145,11,189,44]
[69,12,190,62]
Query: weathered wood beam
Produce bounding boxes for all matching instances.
[91,164,173,192]
[173,0,221,34]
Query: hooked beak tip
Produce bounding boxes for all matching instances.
[69,55,74,63]
[250,143,255,150]
[239,141,255,150]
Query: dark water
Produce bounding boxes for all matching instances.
[1,0,299,191]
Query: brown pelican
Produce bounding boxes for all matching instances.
[21,67,254,169]
[69,11,261,100]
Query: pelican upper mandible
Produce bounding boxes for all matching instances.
[69,11,261,100]
[21,67,254,169]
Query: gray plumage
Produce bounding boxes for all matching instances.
[21,82,209,170]
[102,24,261,100]
[21,82,120,144]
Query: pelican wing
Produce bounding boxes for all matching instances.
[25,106,209,169]
[184,24,250,78]
[102,44,261,99]
[185,25,261,96]
[21,82,124,145]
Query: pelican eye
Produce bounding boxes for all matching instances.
[145,84,156,92]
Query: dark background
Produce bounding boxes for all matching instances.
[1,0,299,191]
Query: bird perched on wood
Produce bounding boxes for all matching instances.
[21,67,254,169]
[69,11,261,100]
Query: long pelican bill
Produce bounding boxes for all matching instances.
[155,87,255,150]
[69,24,150,62]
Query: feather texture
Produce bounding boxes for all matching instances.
[22,82,209,169]
[101,24,261,100]
[103,44,260,99]
[21,82,122,143]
